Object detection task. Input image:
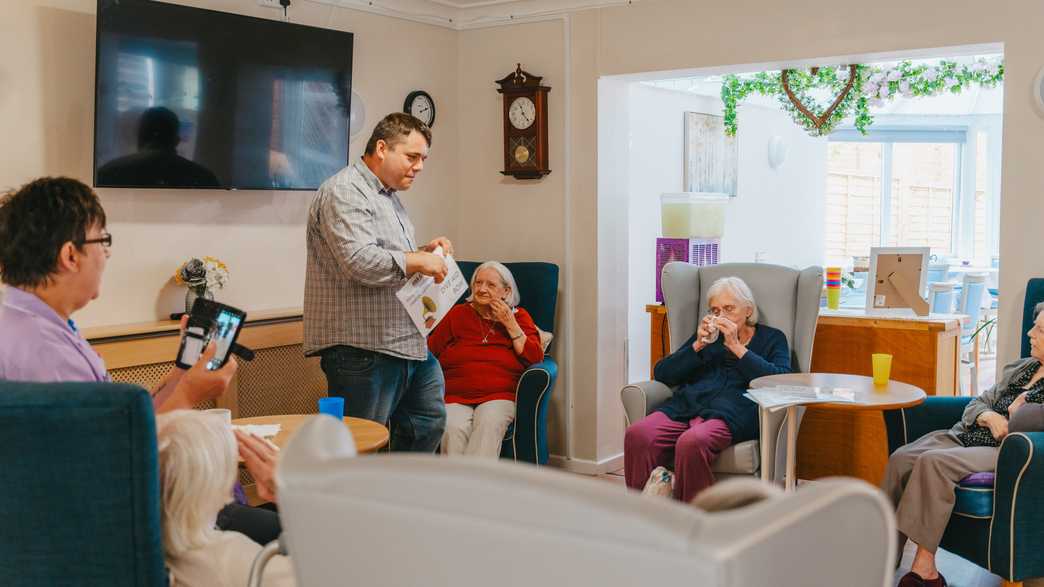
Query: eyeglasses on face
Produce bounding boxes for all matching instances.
[76,232,113,249]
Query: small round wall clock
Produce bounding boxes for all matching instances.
[404,90,436,127]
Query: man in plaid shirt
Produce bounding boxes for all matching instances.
[304,113,452,452]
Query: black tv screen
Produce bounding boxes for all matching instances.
[94,0,353,190]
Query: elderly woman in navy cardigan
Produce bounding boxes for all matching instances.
[625,276,792,502]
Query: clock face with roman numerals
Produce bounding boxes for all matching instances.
[508,97,536,130]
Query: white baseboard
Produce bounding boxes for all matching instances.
[547,452,624,476]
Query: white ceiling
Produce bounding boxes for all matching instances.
[427,0,538,8]
[316,0,636,29]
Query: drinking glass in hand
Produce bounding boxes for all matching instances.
[700,314,720,344]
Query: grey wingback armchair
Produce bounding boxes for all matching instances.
[621,262,823,483]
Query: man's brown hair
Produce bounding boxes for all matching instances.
[364,113,432,156]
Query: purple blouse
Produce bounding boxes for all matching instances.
[0,286,109,383]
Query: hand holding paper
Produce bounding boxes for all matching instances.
[406,250,448,283]
[421,237,455,257]
[397,246,468,336]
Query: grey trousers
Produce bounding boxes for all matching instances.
[880,429,998,553]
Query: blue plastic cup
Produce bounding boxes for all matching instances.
[318,396,344,420]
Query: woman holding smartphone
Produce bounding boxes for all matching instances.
[428,262,544,458]
[624,276,792,502]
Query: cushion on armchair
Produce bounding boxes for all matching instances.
[955,475,995,519]
[711,440,760,475]
[1009,403,1044,433]
[536,327,554,353]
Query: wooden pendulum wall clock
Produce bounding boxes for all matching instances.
[496,64,551,179]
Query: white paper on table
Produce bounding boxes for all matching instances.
[744,384,856,412]
[395,246,468,336]
[233,424,282,439]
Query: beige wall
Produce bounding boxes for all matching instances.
[0,0,459,329]
[456,20,569,455]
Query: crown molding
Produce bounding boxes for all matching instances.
[306,0,639,30]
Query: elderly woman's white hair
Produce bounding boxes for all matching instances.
[156,410,238,558]
[466,261,521,307]
[707,276,759,326]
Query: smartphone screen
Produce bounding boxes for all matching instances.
[175,300,246,370]
[209,309,244,369]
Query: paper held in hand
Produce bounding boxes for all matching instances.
[396,247,468,336]
[744,385,856,412]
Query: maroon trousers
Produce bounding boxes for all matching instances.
[624,411,732,503]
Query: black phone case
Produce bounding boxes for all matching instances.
[174,298,247,370]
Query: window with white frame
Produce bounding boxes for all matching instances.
[825,128,993,265]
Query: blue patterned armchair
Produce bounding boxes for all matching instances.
[456,261,558,465]
[884,397,1044,585]
[0,381,166,586]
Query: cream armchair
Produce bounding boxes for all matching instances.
[272,417,896,587]
[622,262,823,483]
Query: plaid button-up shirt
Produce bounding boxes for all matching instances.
[303,159,427,360]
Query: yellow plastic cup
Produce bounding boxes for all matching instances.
[826,288,841,310]
[872,353,893,387]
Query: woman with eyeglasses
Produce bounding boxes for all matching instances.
[885,310,1044,587]
[0,176,282,549]
[624,276,791,503]
[428,261,544,458]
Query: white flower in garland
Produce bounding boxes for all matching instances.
[924,67,939,82]
[899,80,912,97]
[863,82,879,96]
[944,77,960,90]
[870,72,886,84]
[887,69,902,82]
[986,64,999,77]
[878,84,891,99]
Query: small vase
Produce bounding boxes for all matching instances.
[184,288,214,314]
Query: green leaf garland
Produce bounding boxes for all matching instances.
[721,59,1004,138]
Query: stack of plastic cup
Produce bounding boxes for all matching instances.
[826,267,842,310]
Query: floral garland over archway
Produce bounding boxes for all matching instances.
[721,59,1004,137]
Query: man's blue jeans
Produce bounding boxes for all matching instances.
[319,345,446,453]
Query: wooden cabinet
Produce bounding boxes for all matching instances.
[83,308,327,419]
[800,311,960,484]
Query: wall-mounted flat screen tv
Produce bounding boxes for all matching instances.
[95,0,353,190]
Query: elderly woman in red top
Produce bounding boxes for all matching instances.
[428,261,544,457]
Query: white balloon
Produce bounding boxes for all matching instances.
[349,90,366,138]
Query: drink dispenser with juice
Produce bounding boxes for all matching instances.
[660,193,727,239]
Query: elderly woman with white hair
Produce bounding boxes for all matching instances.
[624,276,792,503]
[428,261,543,457]
[158,410,296,586]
